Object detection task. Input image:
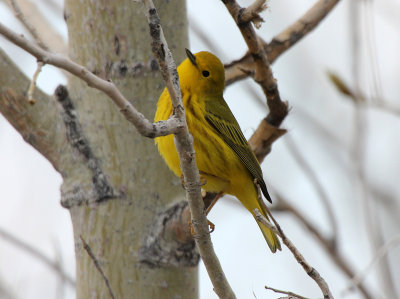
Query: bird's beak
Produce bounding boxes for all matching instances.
[185,48,197,66]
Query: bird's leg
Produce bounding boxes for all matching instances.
[205,191,224,215]
[192,192,223,234]
[186,174,222,234]
[199,175,207,186]
[188,192,221,235]
[207,219,215,233]
[189,219,215,235]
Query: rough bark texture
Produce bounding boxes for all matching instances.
[61,1,196,298]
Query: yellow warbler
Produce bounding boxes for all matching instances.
[154,49,281,253]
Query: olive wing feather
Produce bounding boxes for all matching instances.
[204,98,272,203]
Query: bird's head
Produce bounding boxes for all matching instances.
[178,49,225,96]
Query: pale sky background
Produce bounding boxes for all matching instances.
[0,0,399,298]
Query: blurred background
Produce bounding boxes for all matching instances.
[0,0,399,298]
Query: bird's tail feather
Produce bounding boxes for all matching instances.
[255,214,281,253]
[254,202,281,253]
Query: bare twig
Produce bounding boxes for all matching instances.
[7,0,49,50]
[265,285,310,299]
[240,0,267,29]
[0,21,182,139]
[26,61,43,105]
[342,234,400,296]
[0,227,75,287]
[225,0,341,86]
[267,0,341,62]
[142,1,236,298]
[79,236,116,299]
[254,209,333,299]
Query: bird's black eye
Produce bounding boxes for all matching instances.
[202,70,210,77]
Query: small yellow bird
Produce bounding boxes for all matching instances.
[154,49,281,253]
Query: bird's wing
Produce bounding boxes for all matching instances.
[204,97,272,203]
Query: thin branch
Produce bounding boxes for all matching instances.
[79,236,116,299]
[7,0,49,50]
[225,0,341,86]
[27,61,43,105]
[267,0,341,62]
[0,227,75,287]
[342,234,400,296]
[265,285,310,299]
[254,209,333,299]
[0,21,181,139]
[142,1,236,298]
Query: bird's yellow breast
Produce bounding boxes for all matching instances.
[154,90,247,194]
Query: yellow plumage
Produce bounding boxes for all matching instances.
[154,50,281,253]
